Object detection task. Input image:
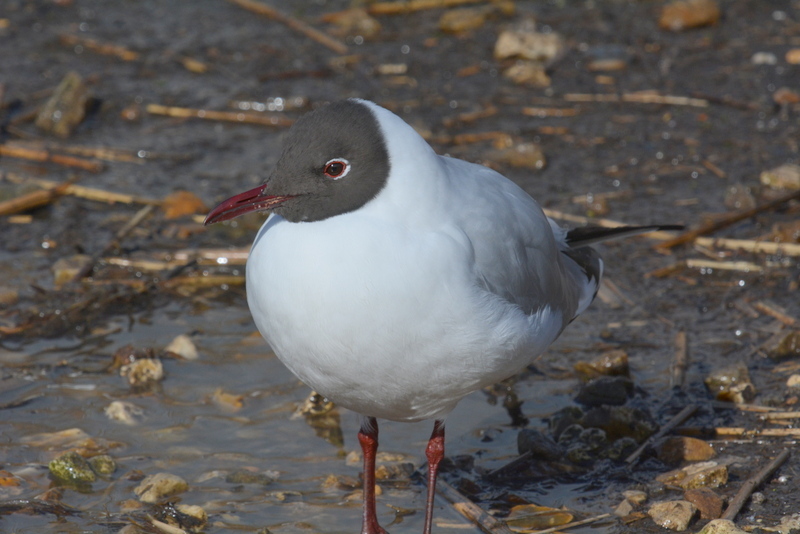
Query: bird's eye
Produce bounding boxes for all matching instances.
[323,158,350,180]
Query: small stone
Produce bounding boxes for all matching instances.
[751,52,778,65]
[750,491,765,505]
[0,286,19,307]
[35,71,89,138]
[164,334,199,360]
[517,428,563,460]
[580,405,658,442]
[723,184,757,211]
[375,462,414,480]
[548,406,584,439]
[489,141,546,169]
[623,490,648,505]
[614,498,635,517]
[658,0,720,31]
[52,255,92,288]
[574,350,629,382]
[656,461,728,490]
[658,437,716,465]
[49,451,97,484]
[439,7,489,33]
[786,49,800,65]
[494,21,565,62]
[768,330,800,360]
[105,401,145,426]
[704,365,756,403]
[166,504,208,533]
[502,61,551,87]
[134,473,189,503]
[161,190,208,220]
[605,437,638,461]
[696,519,748,534]
[120,358,164,388]
[773,87,800,106]
[88,454,117,476]
[684,487,723,519]
[647,500,697,531]
[760,164,800,191]
[574,376,634,407]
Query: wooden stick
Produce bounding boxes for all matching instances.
[3,172,160,206]
[714,427,800,437]
[6,141,145,164]
[72,204,156,282]
[671,331,688,390]
[694,237,800,257]
[146,103,294,127]
[563,92,708,108]
[0,144,103,172]
[656,189,800,250]
[721,450,790,520]
[0,178,73,216]
[626,405,698,464]
[522,107,580,118]
[685,258,763,272]
[58,33,140,61]
[762,411,800,420]
[227,0,348,54]
[435,479,514,534]
[368,0,500,15]
[752,300,797,326]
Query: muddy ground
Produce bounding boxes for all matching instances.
[1,0,799,533]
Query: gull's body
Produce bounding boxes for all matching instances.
[205,99,679,534]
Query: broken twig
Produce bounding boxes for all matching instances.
[722,449,790,520]
[671,331,689,390]
[435,479,513,534]
[227,0,348,54]
[657,189,800,250]
[0,144,103,172]
[146,104,294,127]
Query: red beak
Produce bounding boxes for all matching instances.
[204,184,294,225]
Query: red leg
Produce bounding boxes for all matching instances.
[358,417,387,534]
[423,420,445,534]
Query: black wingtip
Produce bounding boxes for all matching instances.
[566,224,684,248]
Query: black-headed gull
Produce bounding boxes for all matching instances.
[205,99,680,534]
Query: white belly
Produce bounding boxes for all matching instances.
[246,214,562,422]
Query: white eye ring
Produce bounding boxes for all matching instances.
[323,158,351,180]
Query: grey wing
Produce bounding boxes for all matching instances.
[440,157,597,325]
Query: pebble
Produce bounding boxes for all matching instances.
[696,519,748,534]
[517,428,564,461]
[48,451,97,484]
[120,357,165,388]
[581,405,658,442]
[614,498,635,517]
[494,20,565,63]
[35,71,89,138]
[773,87,800,105]
[658,436,716,465]
[656,461,728,490]
[768,330,800,361]
[647,500,697,531]
[658,0,720,31]
[574,350,629,382]
[760,163,800,191]
[502,61,551,87]
[88,454,117,476]
[704,364,756,403]
[161,190,208,220]
[684,487,724,519]
[52,255,92,288]
[751,51,778,65]
[134,473,189,503]
[786,48,800,65]
[324,8,381,40]
[489,142,546,169]
[165,503,208,533]
[575,376,633,406]
[224,469,277,486]
[105,400,145,425]
[0,286,19,306]
[623,490,648,505]
[164,334,199,360]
